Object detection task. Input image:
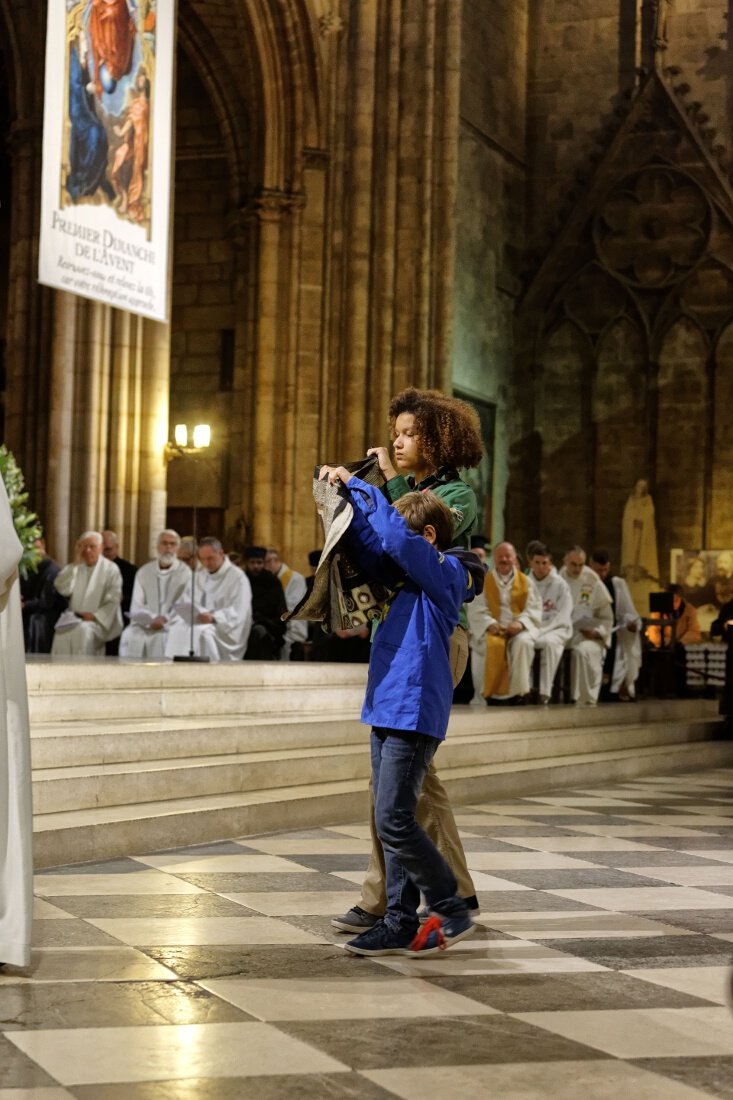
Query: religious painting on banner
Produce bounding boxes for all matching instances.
[670,548,733,632]
[38,0,176,322]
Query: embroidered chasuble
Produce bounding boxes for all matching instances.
[482,570,529,698]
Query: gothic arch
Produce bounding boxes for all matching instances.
[538,320,593,551]
[656,317,709,551]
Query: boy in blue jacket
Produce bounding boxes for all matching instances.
[324,467,485,956]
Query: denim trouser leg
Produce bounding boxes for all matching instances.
[371,727,465,935]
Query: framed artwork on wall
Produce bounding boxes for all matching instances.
[670,547,733,632]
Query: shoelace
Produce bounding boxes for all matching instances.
[409,915,445,952]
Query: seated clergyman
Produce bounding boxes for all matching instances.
[118,530,190,659]
[165,536,252,662]
[51,530,123,656]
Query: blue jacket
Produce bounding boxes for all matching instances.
[340,477,479,740]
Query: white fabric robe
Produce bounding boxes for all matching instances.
[277,563,308,660]
[610,575,643,695]
[165,556,252,661]
[52,556,123,655]
[119,558,190,658]
[561,565,614,648]
[561,564,614,704]
[531,569,574,697]
[0,477,33,967]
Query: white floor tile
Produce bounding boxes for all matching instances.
[221,890,370,916]
[373,939,608,978]
[34,872,204,896]
[132,854,313,874]
[83,915,328,946]
[622,865,733,886]
[241,838,372,855]
[32,899,76,920]
[0,947,177,984]
[477,911,690,939]
[466,852,598,870]
[362,1060,716,1100]
[199,976,498,1021]
[460,872,533,891]
[6,1022,348,1084]
[513,1006,733,1058]
[546,886,733,910]
[627,966,732,1005]
[565,825,712,838]
[504,836,659,853]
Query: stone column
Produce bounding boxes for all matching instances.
[3,118,53,504]
[246,187,304,547]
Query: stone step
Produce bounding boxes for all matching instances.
[33,736,733,869]
[31,717,718,815]
[30,697,715,767]
[26,657,368,723]
[30,712,365,768]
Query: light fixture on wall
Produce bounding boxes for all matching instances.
[164,423,212,662]
[165,423,212,463]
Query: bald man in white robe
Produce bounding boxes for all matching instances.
[165,538,252,662]
[0,475,33,968]
[52,531,123,655]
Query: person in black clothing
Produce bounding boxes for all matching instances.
[243,546,288,659]
[103,530,138,656]
[711,599,733,732]
[21,537,67,653]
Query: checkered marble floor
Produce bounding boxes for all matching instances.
[3,770,733,1098]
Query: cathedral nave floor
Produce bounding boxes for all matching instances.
[2,769,733,1099]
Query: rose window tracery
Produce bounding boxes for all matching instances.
[594,167,710,288]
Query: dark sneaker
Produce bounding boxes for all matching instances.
[331,905,380,933]
[344,921,414,956]
[408,912,476,955]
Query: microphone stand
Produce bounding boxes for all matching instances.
[174,459,210,663]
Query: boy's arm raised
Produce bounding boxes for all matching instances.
[347,478,469,615]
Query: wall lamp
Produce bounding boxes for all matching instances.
[164,423,212,463]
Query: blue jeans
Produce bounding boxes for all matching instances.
[371,727,467,935]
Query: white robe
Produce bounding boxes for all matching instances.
[609,575,643,695]
[119,558,191,658]
[561,564,614,705]
[165,556,252,661]
[531,569,574,697]
[276,563,308,660]
[0,477,33,967]
[51,555,123,655]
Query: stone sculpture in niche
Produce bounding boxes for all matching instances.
[622,478,660,607]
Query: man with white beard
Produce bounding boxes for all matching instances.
[165,536,252,661]
[526,540,573,703]
[52,531,123,655]
[590,549,642,701]
[119,530,190,658]
[560,545,614,706]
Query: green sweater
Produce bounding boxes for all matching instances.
[383,468,478,629]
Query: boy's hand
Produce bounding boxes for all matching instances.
[319,465,353,487]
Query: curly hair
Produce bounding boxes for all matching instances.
[388,388,484,471]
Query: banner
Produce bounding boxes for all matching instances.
[39,1,176,322]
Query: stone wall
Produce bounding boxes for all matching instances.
[166,50,236,521]
[453,0,528,542]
